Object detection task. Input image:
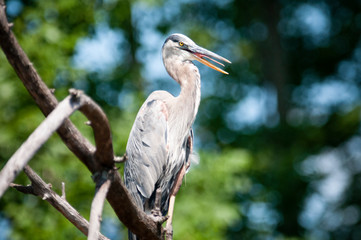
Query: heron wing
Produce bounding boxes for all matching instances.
[125,93,170,202]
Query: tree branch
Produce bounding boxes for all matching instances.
[0,91,84,197]
[0,2,163,239]
[77,94,114,168]
[11,166,109,240]
[88,171,112,240]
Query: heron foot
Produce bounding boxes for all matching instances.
[114,153,127,163]
[150,210,168,224]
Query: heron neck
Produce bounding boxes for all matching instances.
[165,63,201,155]
[165,59,201,130]
[173,66,201,129]
[179,77,200,119]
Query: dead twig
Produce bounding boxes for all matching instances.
[11,166,109,240]
[88,170,112,240]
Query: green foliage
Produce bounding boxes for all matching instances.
[174,150,252,240]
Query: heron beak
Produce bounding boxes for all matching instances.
[190,45,231,75]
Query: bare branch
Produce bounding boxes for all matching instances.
[76,90,114,168]
[88,171,112,240]
[11,166,110,240]
[0,93,84,197]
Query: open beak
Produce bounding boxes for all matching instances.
[189,45,231,74]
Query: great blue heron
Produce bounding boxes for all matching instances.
[124,33,230,239]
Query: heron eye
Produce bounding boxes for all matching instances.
[179,41,184,47]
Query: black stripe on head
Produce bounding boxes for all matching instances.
[164,34,184,44]
[163,34,193,52]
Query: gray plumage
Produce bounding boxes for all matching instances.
[124,33,230,240]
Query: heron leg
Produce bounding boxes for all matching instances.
[165,163,189,239]
[150,188,168,223]
[165,134,193,239]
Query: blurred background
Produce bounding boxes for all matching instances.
[1,0,361,239]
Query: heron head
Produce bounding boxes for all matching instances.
[162,33,231,75]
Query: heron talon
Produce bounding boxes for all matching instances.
[150,208,162,217]
[114,153,127,163]
[150,200,168,224]
[150,212,168,224]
